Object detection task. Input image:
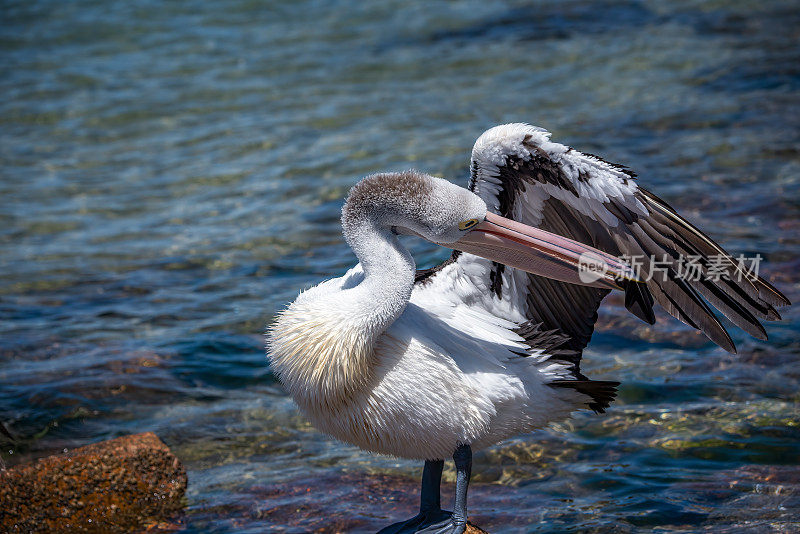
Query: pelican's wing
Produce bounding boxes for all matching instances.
[418,123,789,358]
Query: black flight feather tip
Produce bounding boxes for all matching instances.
[549,380,620,414]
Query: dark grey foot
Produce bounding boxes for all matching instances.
[376,509,451,534]
[416,514,466,534]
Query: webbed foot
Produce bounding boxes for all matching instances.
[376,509,451,533]
[415,513,466,534]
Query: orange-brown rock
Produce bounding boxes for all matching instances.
[0,432,186,533]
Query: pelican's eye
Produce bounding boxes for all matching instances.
[458,218,479,231]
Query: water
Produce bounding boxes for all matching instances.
[1,0,799,531]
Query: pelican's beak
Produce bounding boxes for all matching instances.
[447,212,638,290]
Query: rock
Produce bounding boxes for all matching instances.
[245,471,494,532]
[0,432,186,533]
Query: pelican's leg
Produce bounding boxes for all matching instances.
[417,444,472,534]
[377,459,448,534]
[450,444,472,529]
[420,458,446,514]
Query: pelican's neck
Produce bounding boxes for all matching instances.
[343,218,415,335]
[267,218,414,407]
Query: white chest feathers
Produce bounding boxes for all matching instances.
[267,292,378,410]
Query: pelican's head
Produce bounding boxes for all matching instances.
[342,171,486,245]
[343,171,637,289]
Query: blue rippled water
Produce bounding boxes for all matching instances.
[1,0,799,532]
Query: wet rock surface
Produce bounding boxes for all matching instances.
[202,470,498,533]
[0,432,186,533]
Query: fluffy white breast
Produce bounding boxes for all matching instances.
[267,272,377,409]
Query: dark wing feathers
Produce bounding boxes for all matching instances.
[640,189,788,310]
[629,191,784,342]
[550,380,619,414]
[521,275,608,354]
[463,124,788,358]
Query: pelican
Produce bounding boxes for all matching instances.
[267,124,789,533]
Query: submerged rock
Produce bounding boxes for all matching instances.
[233,470,494,532]
[0,432,186,533]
